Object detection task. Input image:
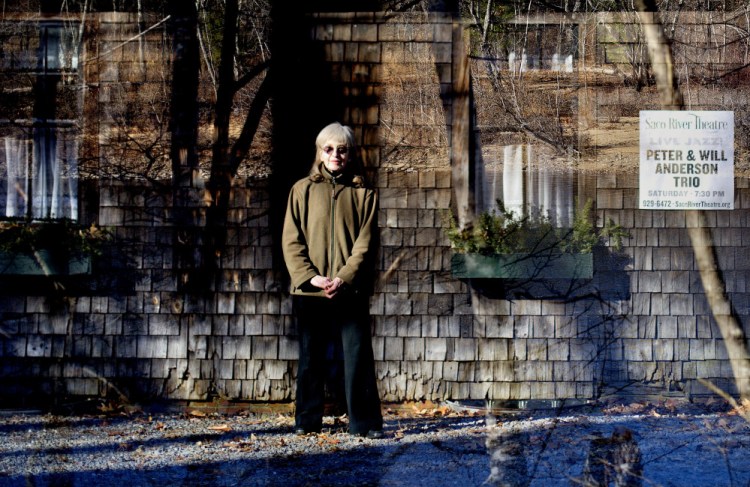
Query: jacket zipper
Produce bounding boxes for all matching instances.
[329,178,337,279]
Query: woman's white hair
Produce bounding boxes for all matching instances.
[314,122,355,151]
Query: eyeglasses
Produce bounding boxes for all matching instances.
[323,145,348,156]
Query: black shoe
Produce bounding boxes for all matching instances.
[365,429,385,439]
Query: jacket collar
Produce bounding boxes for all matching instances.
[321,164,352,185]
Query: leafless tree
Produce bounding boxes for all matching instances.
[463,0,581,155]
[638,0,750,404]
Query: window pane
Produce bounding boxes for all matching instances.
[1,124,78,220]
[479,144,577,227]
[2,136,30,218]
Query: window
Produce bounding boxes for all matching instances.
[472,18,583,227]
[1,19,81,220]
[478,144,577,227]
[503,22,578,73]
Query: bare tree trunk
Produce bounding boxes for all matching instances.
[635,0,750,400]
[202,0,270,288]
[451,19,474,228]
[168,0,201,290]
[168,0,200,186]
[632,3,682,109]
[200,0,240,274]
[686,211,750,400]
[209,0,239,188]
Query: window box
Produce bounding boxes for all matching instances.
[451,252,593,279]
[0,220,108,277]
[0,250,91,276]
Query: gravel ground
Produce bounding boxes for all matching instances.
[0,399,749,486]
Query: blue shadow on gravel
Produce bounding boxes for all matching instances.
[0,415,490,487]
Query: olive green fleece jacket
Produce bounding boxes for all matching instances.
[282,169,378,298]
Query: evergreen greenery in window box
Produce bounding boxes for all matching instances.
[0,219,110,276]
[444,200,628,279]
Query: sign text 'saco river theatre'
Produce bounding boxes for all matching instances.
[639,111,734,210]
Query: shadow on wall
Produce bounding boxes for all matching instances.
[0,221,141,409]
[459,247,631,403]
[268,5,349,272]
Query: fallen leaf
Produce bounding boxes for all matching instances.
[317,434,340,446]
[208,424,232,432]
[718,418,732,432]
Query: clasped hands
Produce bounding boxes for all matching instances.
[310,275,345,298]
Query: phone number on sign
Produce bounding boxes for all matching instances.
[641,200,673,208]
[641,199,732,209]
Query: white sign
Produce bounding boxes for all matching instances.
[639,110,734,210]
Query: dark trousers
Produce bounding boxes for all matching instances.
[294,295,382,435]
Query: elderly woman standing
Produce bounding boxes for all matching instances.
[282,122,383,438]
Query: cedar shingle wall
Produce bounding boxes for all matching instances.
[2,11,750,405]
